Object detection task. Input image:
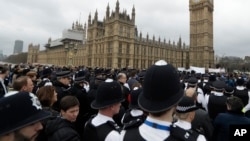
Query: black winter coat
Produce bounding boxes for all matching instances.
[45,117,80,141]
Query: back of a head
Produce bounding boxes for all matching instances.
[224,85,234,96]
[117,72,126,80]
[185,88,197,101]
[129,87,143,109]
[226,96,244,113]
[187,77,198,88]
[212,80,226,92]
[236,77,245,86]
[12,76,29,91]
[41,67,52,79]
[129,70,137,77]
[176,96,198,114]
[0,66,9,75]
[91,79,124,109]
[26,71,37,78]
[36,86,56,107]
[138,60,184,114]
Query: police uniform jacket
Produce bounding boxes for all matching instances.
[71,84,91,117]
[118,81,130,110]
[204,92,227,120]
[71,84,92,138]
[121,109,146,125]
[192,109,214,141]
[174,120,207,141]
[83,113,121,141]
[234,86,249,106]
[121,116,172,140]
[52,80,72,111]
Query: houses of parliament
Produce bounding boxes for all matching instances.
[27,0,214,69]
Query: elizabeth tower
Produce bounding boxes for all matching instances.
[189,0,214,68]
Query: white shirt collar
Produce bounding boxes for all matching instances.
[213,91,224,96]
[175,120,192,130]
[236,86,245,90]
[92,113,115,126]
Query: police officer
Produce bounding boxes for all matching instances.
[83,79,124,141]
[34,66,53,93]
[204,80,227,121]
[52,71,73,111]
[233,77,249,106]
[121,87,147,128]
[185,88,214,141]
[0,92,51,141]
[121,60,185,140]
[71,76,91,139]
[186,77,205,109]
[174,96,207,141]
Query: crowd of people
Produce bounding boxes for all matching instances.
[1,61,250,141]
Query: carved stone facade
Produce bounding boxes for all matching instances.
[189,0,214,68]
[27,0,214,69]
[27,44,40,63]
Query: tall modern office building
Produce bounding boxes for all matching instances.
[0,50,3,60]
[13,40,24,54]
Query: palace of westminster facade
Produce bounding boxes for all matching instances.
[27,0,214,69]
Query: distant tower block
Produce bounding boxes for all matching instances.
[13,40,24,54]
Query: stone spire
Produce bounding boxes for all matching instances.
[116,0,120,13]
[94,9,98,21]
[88,13,91,25]
[106,3,110,19]
[132,5,135,22]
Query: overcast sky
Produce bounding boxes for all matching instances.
[0,0,249,58]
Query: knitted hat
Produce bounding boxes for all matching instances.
[91,79,124,109]
[138,60,184,113]
[0,92,51,136]
[176,96,198,113]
